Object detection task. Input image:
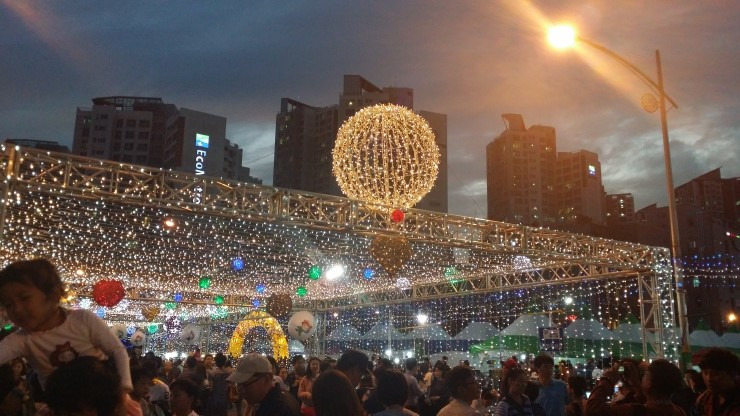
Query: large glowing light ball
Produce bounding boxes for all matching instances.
[287,311,317,340]
[332,104,440,208]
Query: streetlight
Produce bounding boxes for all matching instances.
[547,24,690,366]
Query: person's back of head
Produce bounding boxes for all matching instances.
[445,366,475,399]
[646,359,682,399]
[376,369,408,408]
[184,356,197,369]
[405,357,418,372]
[46,356,123,416]
[312,369,364,416]
[377,358,393,370]
[215,352,227,368]
[567,375,587,398]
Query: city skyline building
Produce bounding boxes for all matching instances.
[605,193,636,225]
[486,113,557,225]
[72,96,261,183]
[554,149,605,225]
[273,75,448,212]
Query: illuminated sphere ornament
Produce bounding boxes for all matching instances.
[256,283,266,294]
[252,298,261,307]
[147,324,158,334]
[391,209,405,223]
[199,277,211,289]
[231,257,245,271]
[92,280,125,307]
[130,330,146,347]
[287,311,317,340]
[332,104,440,208]
[363,267,375,281]
[266,294,292,317]
[173,293,183,302]
[308,265,322,280]
[164,301,177,310]
[180,324,201,343]
[214,295,225,305]
[296,286,308,297]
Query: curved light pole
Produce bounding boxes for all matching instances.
[547,25,690,366]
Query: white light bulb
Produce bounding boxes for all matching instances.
[326,264,345,281]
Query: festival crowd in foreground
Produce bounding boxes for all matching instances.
[1,259,739,416]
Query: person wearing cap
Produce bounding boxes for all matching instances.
[227,353,300,416]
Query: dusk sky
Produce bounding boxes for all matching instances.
[2,1,738,218]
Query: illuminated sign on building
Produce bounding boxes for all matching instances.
[588,164,596,176]
[193,133,209,204]
[195,133,209,175]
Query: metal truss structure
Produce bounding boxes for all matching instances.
[0,146,678,357]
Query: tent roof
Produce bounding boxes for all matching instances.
[405,323,452,340]
[690,329,726,347]
[361,322,405,340]
[327,325,362,341]
[500,314,550,336]
[721,332,740,349]
[454,322,500,340]
[612,323,651,343]
[564,319,613,340]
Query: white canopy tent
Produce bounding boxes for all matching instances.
[327,325,363,341]
[361,322,405,341]
[499,314,551,336]
[454,322,499,341]
[564,319,613,340]
[721,331,740,349]
[689,328,727,348]
[289,340,306,353]
[612,323,649,343]
[405,323,452,340]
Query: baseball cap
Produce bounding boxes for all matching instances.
[227,353,273,384]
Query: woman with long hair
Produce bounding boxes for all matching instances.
[298,357,321,416]
[312,370,364,416]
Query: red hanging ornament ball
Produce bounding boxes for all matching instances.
[92,280,126,307]
[391,209,405,223]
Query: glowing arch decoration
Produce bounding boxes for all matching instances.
[228,310,289,360]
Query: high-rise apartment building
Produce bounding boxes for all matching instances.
[486,114,557,225]
[72,96,260,183]
[487,114,607,226]
[605,193,635,224]
[555,150,605,225]
[274,75,448,212]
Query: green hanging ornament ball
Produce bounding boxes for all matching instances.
[308,266,322,280]
[199,277,211,289]
[296,286,308,297]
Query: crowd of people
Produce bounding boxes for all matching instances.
[1,260,739,416]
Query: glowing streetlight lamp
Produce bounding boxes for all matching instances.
[729,312,738,323]
[547,24,576,49]
[546,24,690,366]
